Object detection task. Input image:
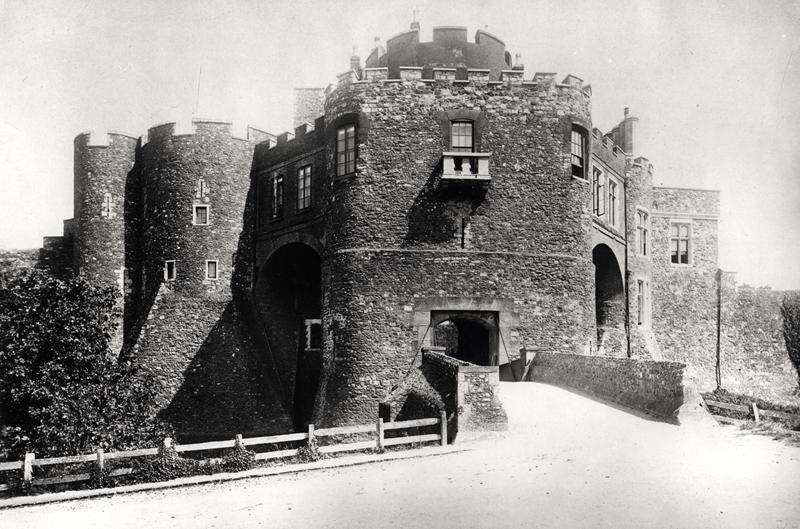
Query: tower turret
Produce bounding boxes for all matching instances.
[73,131,137,287]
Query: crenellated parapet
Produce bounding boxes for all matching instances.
[72,131,138,285]
[327,67,593,102]
[141,119,273,146]
[366,24,513,80]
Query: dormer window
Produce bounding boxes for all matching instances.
[571,127,587,179]
[451,121,473,152]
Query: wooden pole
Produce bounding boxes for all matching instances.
[752,403,760,422]
[235,434,244,449]
[95,448,105,473]
[376,418,384,450]
[440,410,448,446]
[23,452,34,483]
[307,423,315,446]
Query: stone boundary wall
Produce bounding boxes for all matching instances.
[422,348,508,433]
[530,352,686,420]
[720,280,799,405]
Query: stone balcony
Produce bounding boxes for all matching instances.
[440,152,491,190]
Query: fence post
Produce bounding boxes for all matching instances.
[376,418,384,450]
[163,437,173,451]
[752,403,760,422]
[307,423,315,446]
[23,452,34,484]
[235,434,244,449]
[440,410,448,446]
[95,448,105,473]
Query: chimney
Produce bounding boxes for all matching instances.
[373,36,385,58]
[293,88,325,129]
[512,53,524,71]
[350,46,361,77]
[616,107,639,156]
[411,8,420,30]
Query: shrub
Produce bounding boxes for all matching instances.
[221,445,256,472]
[0,269,169,458]
[781,293,800,386]
[135,444,206,483]
[296,438,325,463]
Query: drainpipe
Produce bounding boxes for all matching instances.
[624,173,631,358]
[715,268,722,390]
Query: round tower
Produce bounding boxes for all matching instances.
[139,120,254,300]
[73,131,137,288]
[132,120,285,434]
[316,26,596,426]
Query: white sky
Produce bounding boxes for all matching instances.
[0,0,798,289]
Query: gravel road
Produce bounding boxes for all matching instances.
[3,382,799,529]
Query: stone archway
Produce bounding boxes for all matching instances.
[593,244,625,354]
[254,242,321,431]
[432,311,499,366]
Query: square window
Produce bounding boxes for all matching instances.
[206,260,218,280]
[450,121,473,152]
[164,260,176,281]
[193,205,209,225]
[304,319,322,350]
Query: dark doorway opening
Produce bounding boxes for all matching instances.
[255,243,321,431]
[432,311,499,366]
[593,244,625,343]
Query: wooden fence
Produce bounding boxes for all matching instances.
[704,399,800,426]
[0,412,447,493]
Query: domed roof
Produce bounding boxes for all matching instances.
[365,25,513,80]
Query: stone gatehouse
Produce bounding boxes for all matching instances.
[39,20,798,436]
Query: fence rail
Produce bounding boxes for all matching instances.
[0,412,447,493]
[704,398,800,426]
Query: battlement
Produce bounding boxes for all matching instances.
[75,130,138,148]
[331,67,592,96]
[142,119,274,146]
[632,156,653,173]
[383,26,506,51]
[369,23,512,80]
[265,115,325,152]
[591,128,625,160]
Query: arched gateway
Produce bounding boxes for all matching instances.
[255,242,322,430]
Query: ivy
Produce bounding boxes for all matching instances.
[0,269,169,459]
[781,293,800,387]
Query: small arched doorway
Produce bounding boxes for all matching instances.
[255,242,321,431]
[592,244,625,352]
[432,311,499,366]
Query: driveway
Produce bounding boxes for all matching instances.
[3,382,799,529]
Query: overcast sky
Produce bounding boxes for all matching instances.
[1,0,798,289]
